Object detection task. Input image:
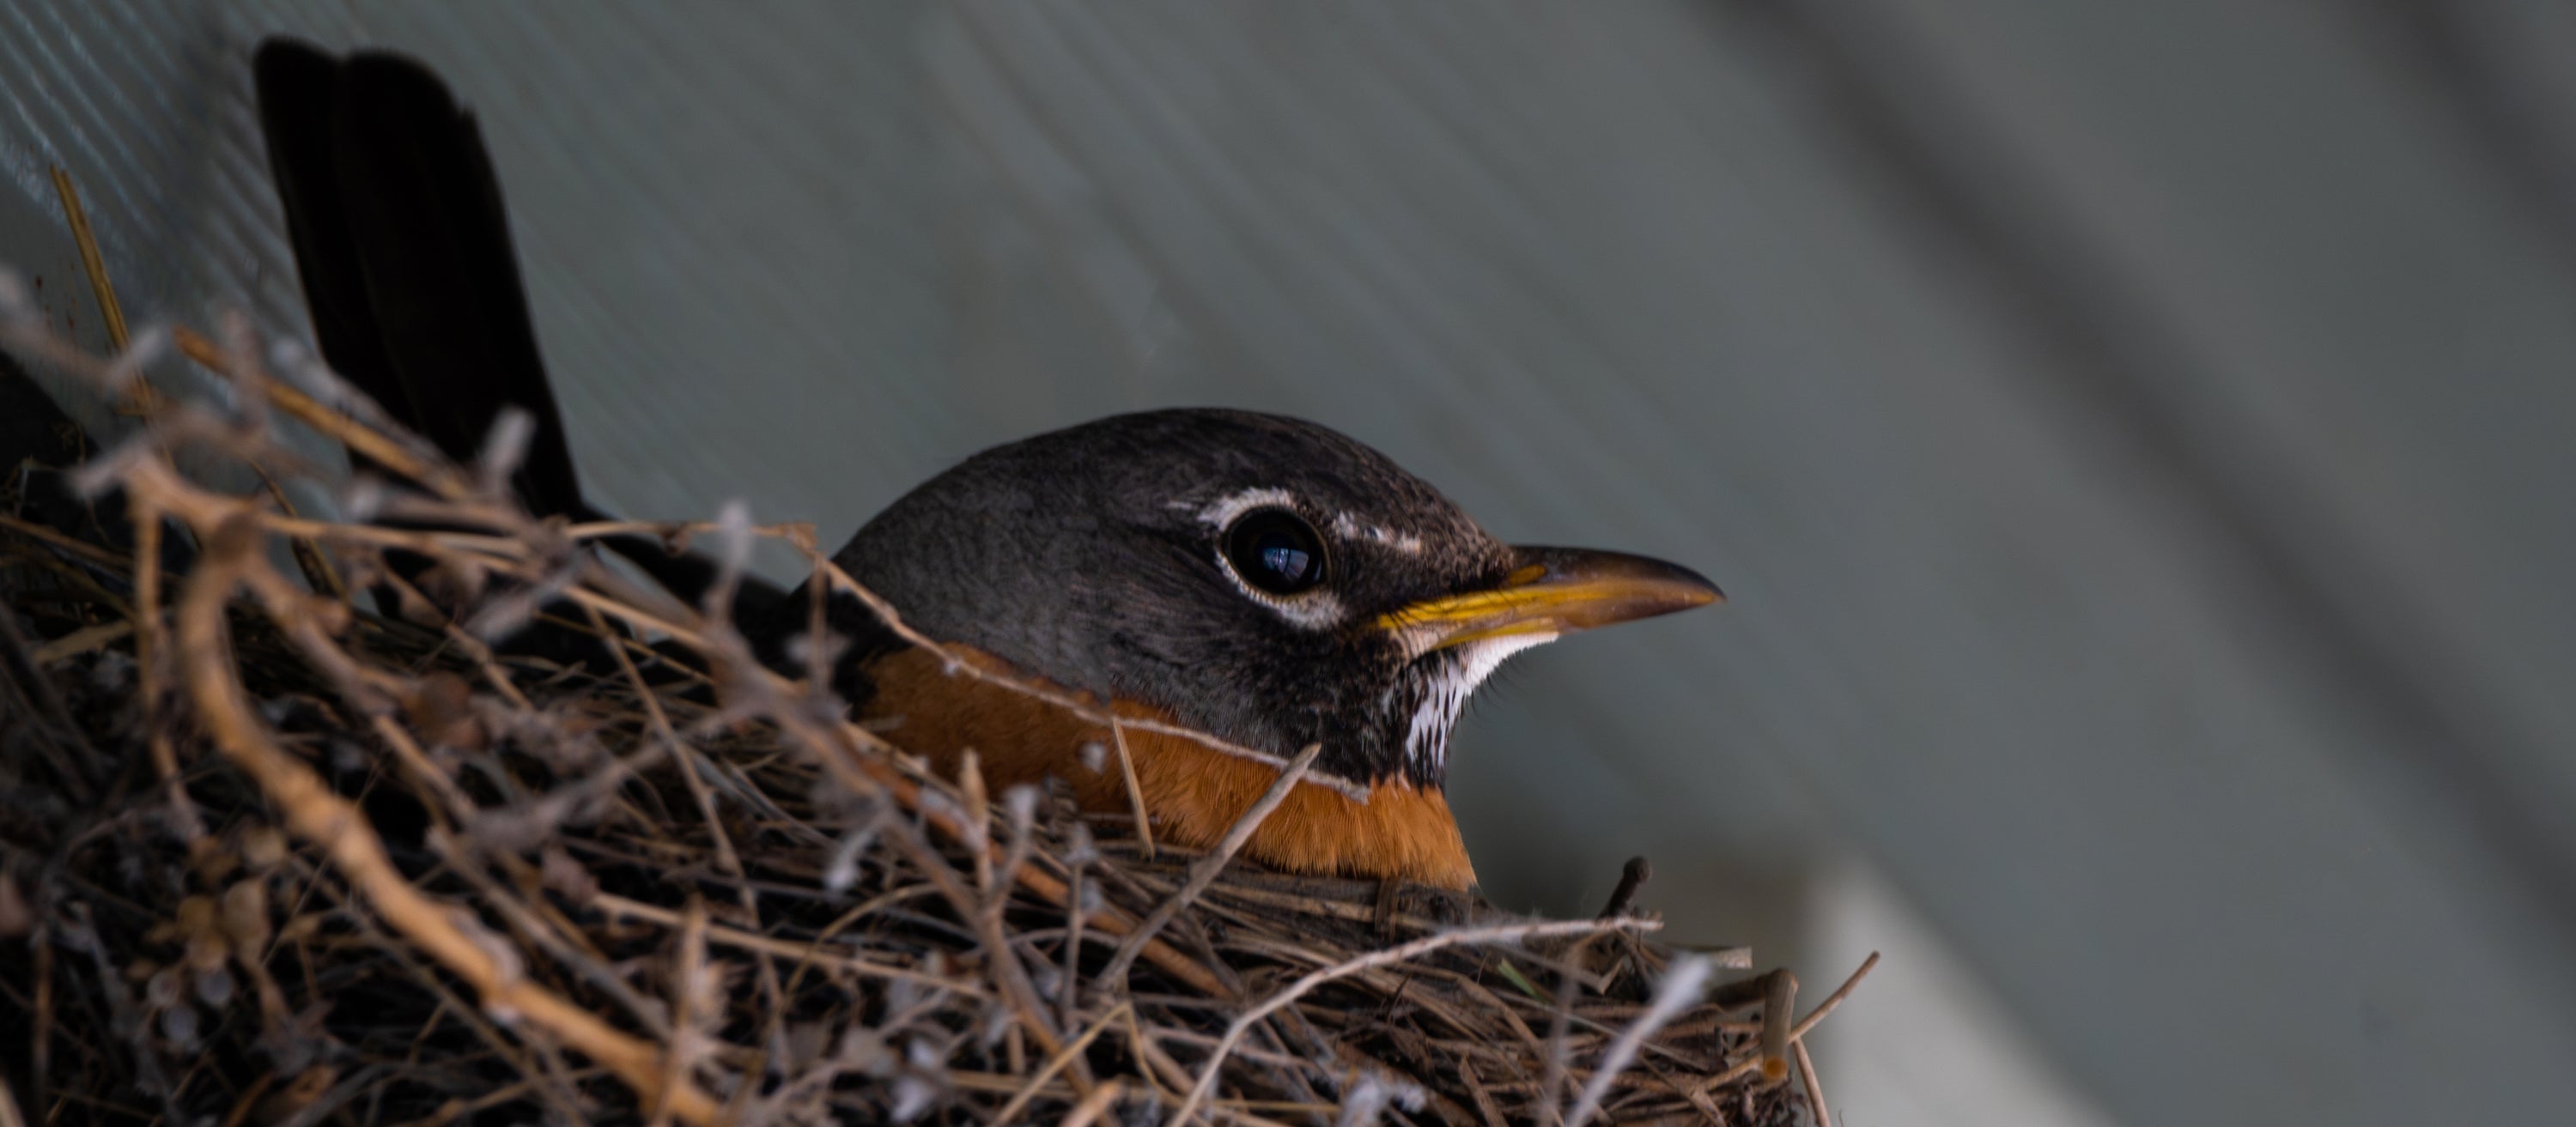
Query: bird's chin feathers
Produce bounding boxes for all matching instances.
[1372,633,1558,788]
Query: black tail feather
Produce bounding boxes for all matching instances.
[252,39,782,640]
[255,39,584,517]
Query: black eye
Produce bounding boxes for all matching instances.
[1223,508,1329,595]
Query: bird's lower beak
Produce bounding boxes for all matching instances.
[1377,547,1722,654]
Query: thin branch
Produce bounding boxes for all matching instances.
[174,328,471,500]
[47,170,208,845]
[1696,951,1878,1099]
[1595,856,1651,919]
[1562,954,1712,1127]
[50,167,131,354]
[1793,1036,1832,1127]
[1055,1078,1127,1127]
[1758,967,1798,1086]
[991,1002,1130,1124]
[1110,718,1157,860]
[1099,743,1321,990]
[1793,952,1878,1043]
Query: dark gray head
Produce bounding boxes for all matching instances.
[828,409,1717,791]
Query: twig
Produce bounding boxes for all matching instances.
[1596,856,1651,918]
[1535,955,1579,1126]
[991,1002,1131,1124]
[1060,818,1090,1028]
[1758,968,1798,1086]
[47,168,204,843]
[647,899,710,1127]
[1696,952,1877,1099]
[167,325,345,597]
[0,1050,23,1127]
[1055,1078,1126,1127]
[1110,718,1157,860]
[1456,1060,1508,1127]
[49,167,131,354]
[1169,917,1659,1126]
[0,512,129,572]
[27,618,132,665]
[593,893,986,996]
[1793,1037,1832,1127]
[176,329,469,500]
[1792,953,1877,1043]
[1099,743,1321,989]
[1562,954,1713,1127]
[134,494,204,843]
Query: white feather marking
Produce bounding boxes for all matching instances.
[1403,633,1558,771]
[1331,512,1425,554]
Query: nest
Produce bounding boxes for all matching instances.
[0,240,1866,1126]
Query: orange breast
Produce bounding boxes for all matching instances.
[860,645,1477,889]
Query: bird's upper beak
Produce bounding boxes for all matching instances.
[1376,547,1722,654]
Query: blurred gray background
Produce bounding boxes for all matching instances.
[9,3,2576,1124]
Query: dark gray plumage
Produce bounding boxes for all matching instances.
[801,409,1517,788]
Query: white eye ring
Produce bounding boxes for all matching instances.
[1197,489,1345,629]
[1223,508,1330,596]
[1194,486,1299,529]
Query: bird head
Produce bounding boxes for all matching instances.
[828,409,1720,793]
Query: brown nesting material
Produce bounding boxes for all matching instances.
[0,312,1863,1126]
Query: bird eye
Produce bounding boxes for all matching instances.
[1223,508,1328,596]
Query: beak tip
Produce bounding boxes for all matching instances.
[1658,570,1724,618]
[1668,563,1724,607]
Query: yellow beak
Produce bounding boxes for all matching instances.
[1376,547,1722,653]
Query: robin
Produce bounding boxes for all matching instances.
[252,43,1722,889]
